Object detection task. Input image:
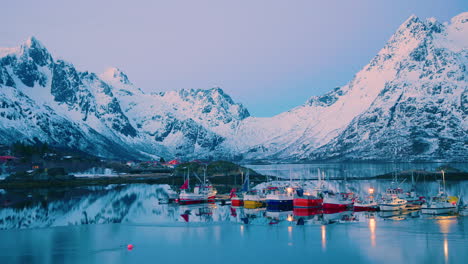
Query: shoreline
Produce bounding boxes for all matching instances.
[1,171,466,193]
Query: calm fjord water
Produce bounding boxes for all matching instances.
[0,163,467,264]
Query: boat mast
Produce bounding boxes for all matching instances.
[442,170,446,194]
[317,168,321,187]
[203,165,206,186]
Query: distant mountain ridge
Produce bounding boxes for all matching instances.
[0,13,466,161]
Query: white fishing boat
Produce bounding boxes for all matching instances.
[421,171,458,215]
[354,188,378,211]
[379,196,407,211]
[178,166,217,205]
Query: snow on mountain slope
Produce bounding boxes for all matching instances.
[100,68,249,157]
[309,13,468,161]
[225,13,467,161]
[0,37,167,159]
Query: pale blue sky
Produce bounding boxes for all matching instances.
[1,0,466,116]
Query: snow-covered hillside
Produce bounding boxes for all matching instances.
[0,13,466,161]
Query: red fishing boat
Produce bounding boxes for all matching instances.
[322,192,354,210]
[293,189,323,208]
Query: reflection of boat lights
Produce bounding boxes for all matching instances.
[304,192,310,196]
[444,237,448,263]
[369,188,374,194]
[287,215,294,222]
[321,225,326,251]
[240,225,244,236]
[369,218,376,247]
[437,219,453,234]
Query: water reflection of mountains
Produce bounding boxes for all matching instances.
[0,181,466,230]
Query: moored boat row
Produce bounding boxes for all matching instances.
[227,170,461,215]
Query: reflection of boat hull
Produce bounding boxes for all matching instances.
[178,192,215,205]
[459,208,468,216]
[231,197,243,206]
[244,200,265,209]
[178,198,215,205]
[323,210,352,223]
[421,207,457,215]
[323,203,352,210]
[293,208,322,217]
[293,197,322,208]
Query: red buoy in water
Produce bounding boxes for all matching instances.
[127,244,134,250]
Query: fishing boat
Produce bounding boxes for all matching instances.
[379,195,407,211]
[293,189,323,208]
[322,191,354,210]
[422,171,458,215]
[178,166,217,205]
[266,186,294,211]
[293,170,324,208]
[354,200,379,211]
[231,170,251,207]
[354,188,378,211]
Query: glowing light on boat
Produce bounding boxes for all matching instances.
[287,215,294,222]
[286,187,293,193]
[369,188,374,194]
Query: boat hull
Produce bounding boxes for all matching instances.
[293,197,322,208]
[178,197,215,205]
[266,199,293,211]
[379,204,406,211]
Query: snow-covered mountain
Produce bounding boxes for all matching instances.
[0,38,249,159]
[225,12,467,162]
[0,13,466,161]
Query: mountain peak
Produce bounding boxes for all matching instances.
[23,36,45,49]
[101,67,132,85]
[451,12,468,25]
[20,36,52,67]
